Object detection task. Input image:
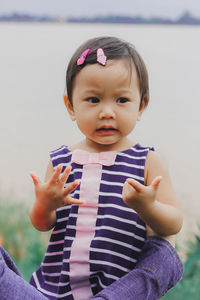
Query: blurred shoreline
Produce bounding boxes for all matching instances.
[0,11,200,25]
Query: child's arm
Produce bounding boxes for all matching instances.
[30,162,82,231]
[123,151,183,236]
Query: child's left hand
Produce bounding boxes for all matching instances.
[122,176,162,214]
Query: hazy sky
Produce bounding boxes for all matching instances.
[0,0,200,19]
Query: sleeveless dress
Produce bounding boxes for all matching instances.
[30,144,153,300]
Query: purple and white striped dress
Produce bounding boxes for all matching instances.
[30,144,153,299]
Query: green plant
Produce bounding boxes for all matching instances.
[0,196,49,281]
[162,233,200,299]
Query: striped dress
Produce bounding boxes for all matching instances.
[30,144,153,299]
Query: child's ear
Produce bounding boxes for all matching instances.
[63,95,76,121]
[137,96,147,121]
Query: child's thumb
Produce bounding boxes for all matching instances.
[30,172,42,186]
[151,176,162,191]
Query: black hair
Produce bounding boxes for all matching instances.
[66,36,149,107]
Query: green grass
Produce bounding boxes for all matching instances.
[0,196,50,281]
[162,234,200,299]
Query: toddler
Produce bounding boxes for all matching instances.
[28,36,183,299]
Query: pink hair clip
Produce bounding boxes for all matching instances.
[97,48,107,66]
[77,48,91,65]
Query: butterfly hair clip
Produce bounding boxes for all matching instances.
[77,48,91,66]
[77,48,107,66]
[97,48,107,66]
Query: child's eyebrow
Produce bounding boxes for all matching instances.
[115,87,132,93]
[81,87,102,94]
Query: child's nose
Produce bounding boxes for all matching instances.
[99,105,116,119]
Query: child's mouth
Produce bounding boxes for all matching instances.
[96,127,118,135]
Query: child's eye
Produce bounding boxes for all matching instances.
[116,97,129,103]
[86,97,100,104]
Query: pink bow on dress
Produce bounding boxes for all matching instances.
[71,149,116,166]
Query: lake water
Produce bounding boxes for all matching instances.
[0,22,200,245]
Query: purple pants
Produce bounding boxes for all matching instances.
[0,236,183,300]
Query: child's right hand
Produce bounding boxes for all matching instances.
[30,165,82,211]
[30,165,83,231]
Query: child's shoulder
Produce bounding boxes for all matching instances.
[145,149,170,184]
[146,149,166,168]
[130,143,154,158]
[49,145,73,170]
[50,145,70,156]
[133,143,154,152]
[49,146,71,164]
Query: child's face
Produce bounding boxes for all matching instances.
[66,59,145,151]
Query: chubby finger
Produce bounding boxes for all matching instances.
[126,178,144,193]
[64,196,84,206]
[59,166,72,186]
[49,165,63,184]
[30,173,42,186]
[63,180,80,196]
[151,176,162,191]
